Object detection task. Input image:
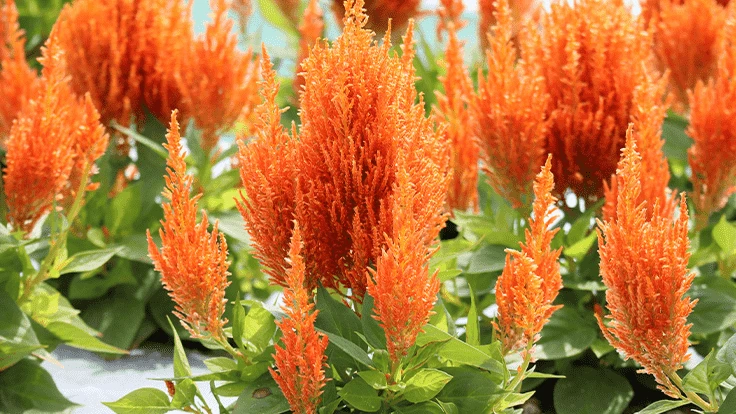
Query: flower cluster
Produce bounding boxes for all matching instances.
[478,0,537,51]
[331,0,421,36]
[294,0,324,99]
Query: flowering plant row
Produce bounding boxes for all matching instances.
[2,0,736,413]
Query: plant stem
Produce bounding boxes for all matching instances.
[507,342,534,393]
[666,369,718,413]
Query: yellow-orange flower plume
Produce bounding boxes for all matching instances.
[294,0,324,99]
[478,0,537,52]
[147,111,231,339]
[331,0,421,36]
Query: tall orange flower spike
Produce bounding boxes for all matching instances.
[596,131,695,398]
[294,0,324,99]
[524,0,655,202]
[493,156,562,356]
[237,49,300,288]
[270,225,329,414]
[643,0,728,108]
[331,0,421,36]
[296,0,449,302]
[687,18,736,229]
[478,0,537,51]
[0,0,39,145]
[147,111,231,339]
[4,36,107,234]
[435,0,479,213]
[367,163,442,364]
[474,0,547,209]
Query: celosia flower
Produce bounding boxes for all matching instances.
[687,19,736,229]
[474,0,547,209]
[293,0,324,99]
[644,0,727,107]
[493,156,562,356]
[523,0,655,202]
[435,0,479,213]
[596,132,695,398]
[331,0,421,36]
[147,111,231,339]
[4,36,107,234]
[270,225,329,414]
[367,162,442,364]
[0,0,39,144]
[478,0,537,52]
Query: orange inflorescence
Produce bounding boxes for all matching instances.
[270,225,329,414]
[493,156,562,356]
[367,163,442,363]
[294,0,324,99]
[687,19,736,229]
[643,0,728,108]
[147,111,231,339]
[474,0,547,209]
[478,0,537,51]
[525,0,654,202]
[331,0,421,36]
[4,37,107,234]
[435,0,479,214]
[596,132,695,398]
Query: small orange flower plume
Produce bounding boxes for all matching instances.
[331,0,421,36]
[294,0,324,99]
[478,0,537,51]
[147,111,231,339]
[687,19,736,229]
[474,0,547,209]
[435,0,479,213]
[237,49,300,288]
[270,225,329,414]
[596,132,695,398]
[493,156,562,356]
[524,0,655,202]
[4,36,107,234]
[0,0,39,144]
[643,0,728,108]
[367,163,442,364]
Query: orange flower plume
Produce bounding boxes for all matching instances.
[596,131,695,398]
[687,19,736,229]
[0,0,38,144]
[270,225,329,414]
[643,0,728,107]
[525,0,654,202]
[435,0,479,213]
[147,111,231,339]
[4,36,107,234]
[294,0,324,99]
[474,0,547,209]
[493,156,562,356]
[478,0,537,51]
[331,0,421,36]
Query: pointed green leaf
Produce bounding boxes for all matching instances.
[103,388,172,414]
[166,317,192,378]
[403,369,453,403]
[339,377,382,412]
[634,400,688,414]
[59,247,122,276]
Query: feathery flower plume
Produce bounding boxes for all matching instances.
[478,0,537,52]
[270,225,329,414]
[147,111,231,339]
[367,163,442,364]
[294,0,324,99]
[643,0,727,107]
[596,131,695,398]
[687,19,736,229]
[474,0,547,209]
[435,0,479,213]
[523,0,655,202]
[0,0,39,144]
[493,156,562,356]
[4,36,106,234]
[237,49,299,288]
[331,0,421,36]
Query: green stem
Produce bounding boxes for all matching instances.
[666,369,718,413]
[507,342,534,392]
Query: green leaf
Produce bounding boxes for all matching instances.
[361,293,387,350]
[403,369,453,403]
[720,387,736,414]
[103,388,172,414]
[0,290,42,371]
[533,307,597,360]
[320,330,373,368]
[714,216,736,254]
[232,373,290,414]
[210,211,250,246]
[564,232,598,260]
[357,370,388,390]
[553,366,633,414]
[465,244,507,274]
[661,114,692,163]
[59,247,122,276]
[81,295,146,350]
[0,359,78,413]
[634,400,688,414]
[111,123,168,159]
[394,401,448,414]
[315,286,363,346]
[232,299,247,354]
[465,286,480,347]
[490,390,535,411]
[338,377,382,412]
[436,367,501,413]
[688,276,736,335]
[682,350,731,396]
[256,0,299,37]
[104,184,142,237]
[166,317,192,378]
[171,379,197,409]
[242,302,276,354]
[716,331,736,373]
[46,321,128,354]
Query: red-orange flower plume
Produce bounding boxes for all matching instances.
[687,18,736,229]
[270,225,329,414]
[147,111,231,339]
[478,0,537,51]
[596,132,695,398]
[294,0,324,99]
[493,156,562,356]
[474,0,547,209]
[435,0,479,213]
[331,0,421,36]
